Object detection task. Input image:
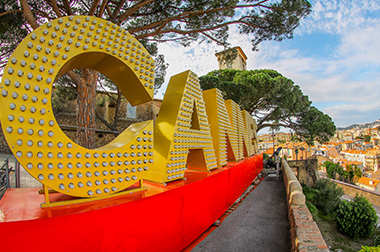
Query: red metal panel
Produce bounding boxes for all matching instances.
[0,154,263,252]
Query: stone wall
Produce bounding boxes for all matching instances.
[288,159,320,187]
[282,159,328,252]
[332,179,380,207]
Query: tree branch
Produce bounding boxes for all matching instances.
[200,31,227,46]
[97,81,118,102]
[111,89,122,129]
[98,0,108,18]
[0,10,23,17]
[105,5,112,17]
[127,2,267,34]
[49,0,63,18]
[20,0,39,29]
[33,10,53,20]
[257,122,297,132]
[111,0,127,22]
[134,20,260,40]
[118,0,156,24]
[89,0,101,16]
[95,111,115,130]
[62,0,73,15]
[66,70,82,87]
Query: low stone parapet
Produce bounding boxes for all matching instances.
[282,159,329,252]
[332,179,380,207]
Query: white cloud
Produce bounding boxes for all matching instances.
[324,101,380,127]
[337,23,380,66]
[248,0,380,127]
[298,0,380,35]
[155,0,380,128]
[155,42,220,97]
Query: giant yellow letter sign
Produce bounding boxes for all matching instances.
[146,70,218,183]
[0,15,259,205]
[0,16,155,198]
[203,88,235,167]
[241,110,255,157]
[204,89,256,167]
[225,99,245,161]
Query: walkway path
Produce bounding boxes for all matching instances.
[192,177,291,252]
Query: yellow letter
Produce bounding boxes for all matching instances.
[241,110,256,156]
[146,70,217,183]
[203,88,237,167]
[225,100,245,161]
[0,16,154,197]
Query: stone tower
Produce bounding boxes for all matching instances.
[215,46,247,70]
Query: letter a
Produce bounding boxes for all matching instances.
[145,70,217,184]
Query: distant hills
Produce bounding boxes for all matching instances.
[337,119,380,131]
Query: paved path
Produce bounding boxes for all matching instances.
[192,178,291,252]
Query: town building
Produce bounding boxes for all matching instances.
[365,149,380,172]
[357,177,380,192]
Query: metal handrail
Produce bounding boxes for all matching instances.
[0,158,10,199]
[0,158,9,170]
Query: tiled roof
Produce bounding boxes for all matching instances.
[357,177,380,188]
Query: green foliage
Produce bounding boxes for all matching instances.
[96,95,108,107]
[343,165,356,182]
[322,161,342,179]
[355,166,363,180]
[359,246,380,252]
[296,106,336,144]
[314,179,344,215]
[1,0,312,146]
[0,0,28,69]
[0,0,312,74]
[364,135,372,143]
[323,162,361,183]
[306,201,318,219]
[336,196,378,239]
[52,85,78,113]
[375,235,380,247]
[302,184,317,202]
[302,185,319,219]
[199,69,335,144]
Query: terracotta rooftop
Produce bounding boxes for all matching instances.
[357,177,380,188]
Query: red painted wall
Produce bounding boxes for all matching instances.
[0,154,263,252]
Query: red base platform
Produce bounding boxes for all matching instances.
[0,154,262,252]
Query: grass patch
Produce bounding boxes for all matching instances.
[315,215,379,252]
[303,182,380,251]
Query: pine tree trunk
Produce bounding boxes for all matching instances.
[76,69,98,149]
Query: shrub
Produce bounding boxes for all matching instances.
[302,185,317,202]
[359,246,380,252]
[336,196,378,239]
[306,201,318,219]
[314,179,344,215]
[375,234,380,247]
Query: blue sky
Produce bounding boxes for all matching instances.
[156,0,380,130]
